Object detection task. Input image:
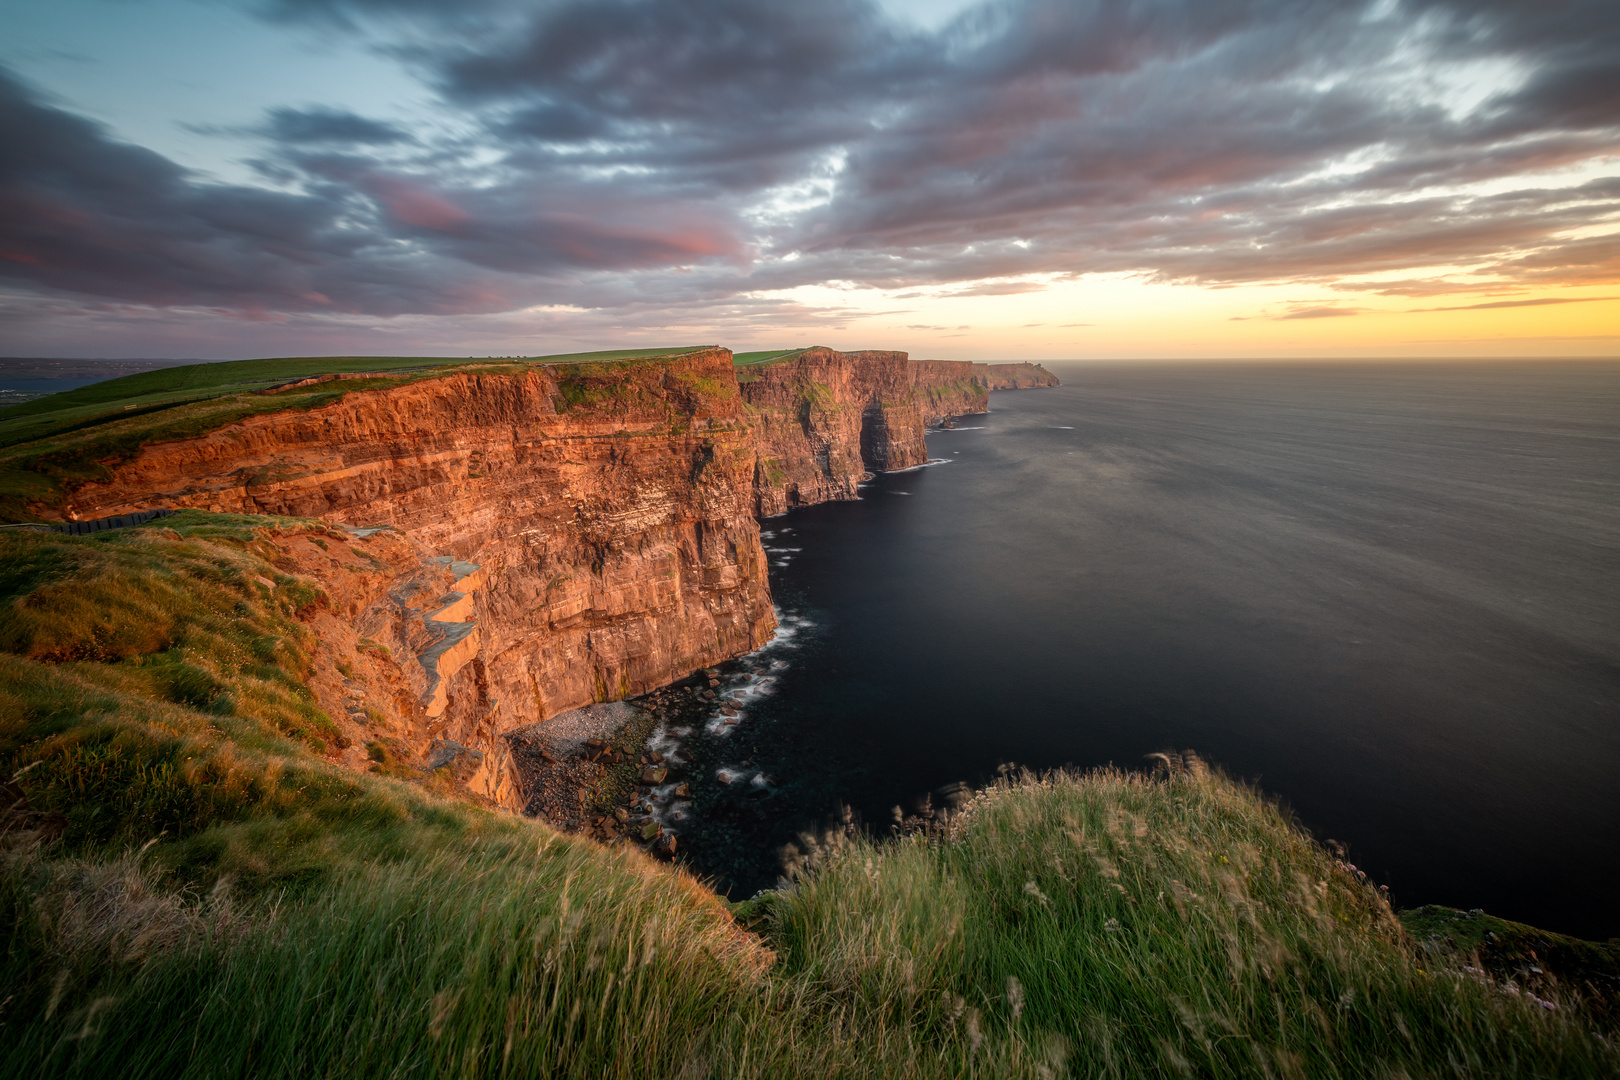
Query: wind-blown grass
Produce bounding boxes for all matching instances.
[6,764,1613,1078]
[766,761,1615,1077]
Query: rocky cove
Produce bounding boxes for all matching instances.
[42,348,1057,855]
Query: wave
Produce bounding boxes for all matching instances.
[881,457,952,474]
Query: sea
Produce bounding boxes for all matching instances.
[661,360,1620,940]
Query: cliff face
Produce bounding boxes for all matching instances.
[60,349,777,802]
[51,346,1053,806]
[740,347,989,516]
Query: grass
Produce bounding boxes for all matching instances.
[1,517,1615,1077]
[733,349,808,367]
[0,512,369,858]
[0,348,709,521]
[550,351,737,415]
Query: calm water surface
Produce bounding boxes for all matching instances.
[669,361,1620,938]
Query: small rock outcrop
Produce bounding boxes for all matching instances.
[980,362,1061,390]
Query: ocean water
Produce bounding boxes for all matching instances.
[666,361,1620,939]
[0,378,104,394]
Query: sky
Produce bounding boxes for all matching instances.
[1,0,1617,360]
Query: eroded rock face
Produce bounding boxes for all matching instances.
[62,349,777,782]
[55,347,1055,793]
[739,347,992,515]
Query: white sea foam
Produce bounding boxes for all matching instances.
[1048,425,1075,429]
[647,724,685,761]
[729,688,772,708]
[882,457,950,474]
[645,782,692,827]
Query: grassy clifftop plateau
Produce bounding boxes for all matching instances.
[0,348,708,521]
[1,516,1615,1077]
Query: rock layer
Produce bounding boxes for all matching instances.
[61,349,777,796]
[53,347,1055,799]
[740,347,994,515]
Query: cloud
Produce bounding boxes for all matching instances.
[1408,295,1620,313]
[263,106,414,145]
[1275,306,1362,320]
[944,280,1050,297]
[0,65,746,317]
[3,0,1619,346]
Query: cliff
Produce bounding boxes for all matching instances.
[54,349,777,806]
[980,361,1060,390]
[37,346,1052,805]
[739,347,990,516]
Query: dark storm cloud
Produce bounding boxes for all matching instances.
[0,66,749,316]
[264,106,414,145]
[0,68,540,315]
[4,0,1619,323]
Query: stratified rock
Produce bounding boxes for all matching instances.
[740,348,999,515]
[45,347,1056,815]
[59,349,776,797]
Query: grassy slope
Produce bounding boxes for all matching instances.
[0,348,708,522]
[1,521,1615,1077]
[733,349,808,367]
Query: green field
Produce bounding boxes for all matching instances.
[0,515,1614,1077]
[732,349,808,366]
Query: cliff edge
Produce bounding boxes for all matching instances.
[11,346,1054,806]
